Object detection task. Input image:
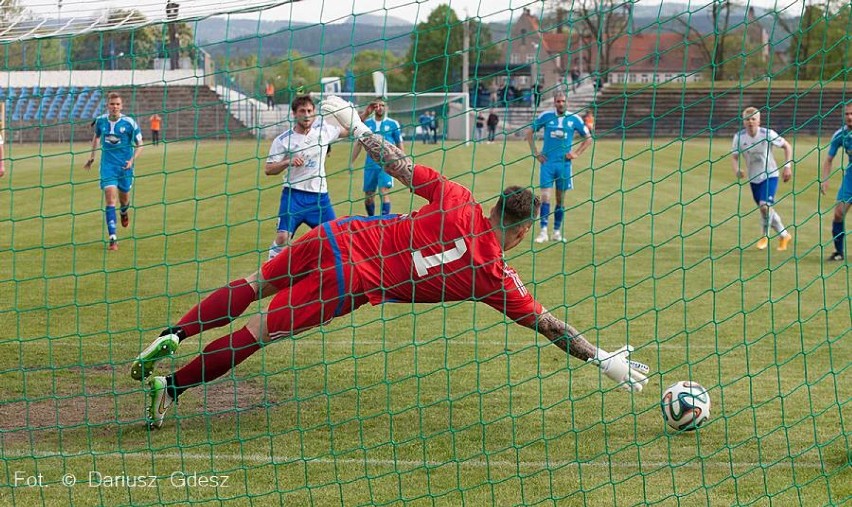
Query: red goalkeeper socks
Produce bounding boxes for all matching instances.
[175,278,257,339]
[172,327,261,394]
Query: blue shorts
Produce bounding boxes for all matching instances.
[837,170,852,203]
[749,177,778,205]
[100,165,133,193]
[540,162,573,191]
[362,164,394,193]
[276,187,336,234]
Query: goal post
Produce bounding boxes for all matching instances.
[311,91,472,144]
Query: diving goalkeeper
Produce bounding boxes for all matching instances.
[133,96,650,429]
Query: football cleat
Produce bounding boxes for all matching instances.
[130,332,179,380]
[756,237,769,250]
[146,376,173,429]
[534,228,548,244]
[777,234,792,251]
[108,235,119,251]
[551,230,566,243]
[120,212,129,228]
[827,251,844,261]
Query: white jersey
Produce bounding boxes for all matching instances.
[731,127,787,183]
[266,119,342,193]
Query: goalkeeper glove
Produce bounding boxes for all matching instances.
[320,95,372,138]
[587,345,650,392]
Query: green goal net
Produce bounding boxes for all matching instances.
[0,0,849,505]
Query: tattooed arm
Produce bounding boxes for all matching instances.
[527,311,598,361]
[357,133,413,187]
[521,310,650,392]
[321,96,414,187]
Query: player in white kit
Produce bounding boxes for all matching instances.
[731,107,794,251]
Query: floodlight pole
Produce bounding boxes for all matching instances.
[166,1,180,70]
[463,15,470,145]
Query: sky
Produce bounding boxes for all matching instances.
[24,0,805,25]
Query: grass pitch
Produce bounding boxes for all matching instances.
[0,135,849,506]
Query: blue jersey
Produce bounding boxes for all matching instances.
[93,114,142,169]
[364,117,403,169]
[533,110,589,164]
[828,126,852,170]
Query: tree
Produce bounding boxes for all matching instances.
[672,1,738,81]
[405,4,464,92]
[263,50,320,102]
[69,9,158,70]
[348,49,409,93]
[468,18,503,72]
[786,2,850,81]
[0,0,26,29]
[567,0,631,84]
[1,39,64,71]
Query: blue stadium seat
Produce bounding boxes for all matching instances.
[70,90,90,120]
[35,87,54,120]
[12,91,27,121]
[46,93,64,121]
[81,90,102,119]
[24,98,38,121]
[59,93,74,121]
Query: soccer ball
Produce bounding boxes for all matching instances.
[660,381,711,431]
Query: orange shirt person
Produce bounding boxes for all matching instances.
[265,82,276,110]
[149,114,162,146]
[584,111,595,132]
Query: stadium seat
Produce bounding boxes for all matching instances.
[12,91,28,121]
[34,87,54,120]
[59,93,75,121]
[46,93,64,121]
[70,90,90,120]
[24,98,38,121]
[81,90,102,119]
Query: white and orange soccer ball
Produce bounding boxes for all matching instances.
[661,381,711,431]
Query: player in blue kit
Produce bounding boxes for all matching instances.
[526,91,593,243]
[349,97,404,216]
[83,92,143,251]
[821,101,852,261]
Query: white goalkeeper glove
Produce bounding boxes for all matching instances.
[320,96,371,138]
[587,345,650,392]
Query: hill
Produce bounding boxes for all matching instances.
[194,4,796,69]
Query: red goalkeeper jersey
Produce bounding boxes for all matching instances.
[327,165,543,326]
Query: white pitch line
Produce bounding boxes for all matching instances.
[2,449,830,471]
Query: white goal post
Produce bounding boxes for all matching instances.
[311,91,471,143]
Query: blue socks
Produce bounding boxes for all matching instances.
[553,206,564,230]
[366,201,391,216]
[540,202,551,228]
[832,220,844,254]
[105,206,117,237]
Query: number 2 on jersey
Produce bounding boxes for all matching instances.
[412,238,467,277]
